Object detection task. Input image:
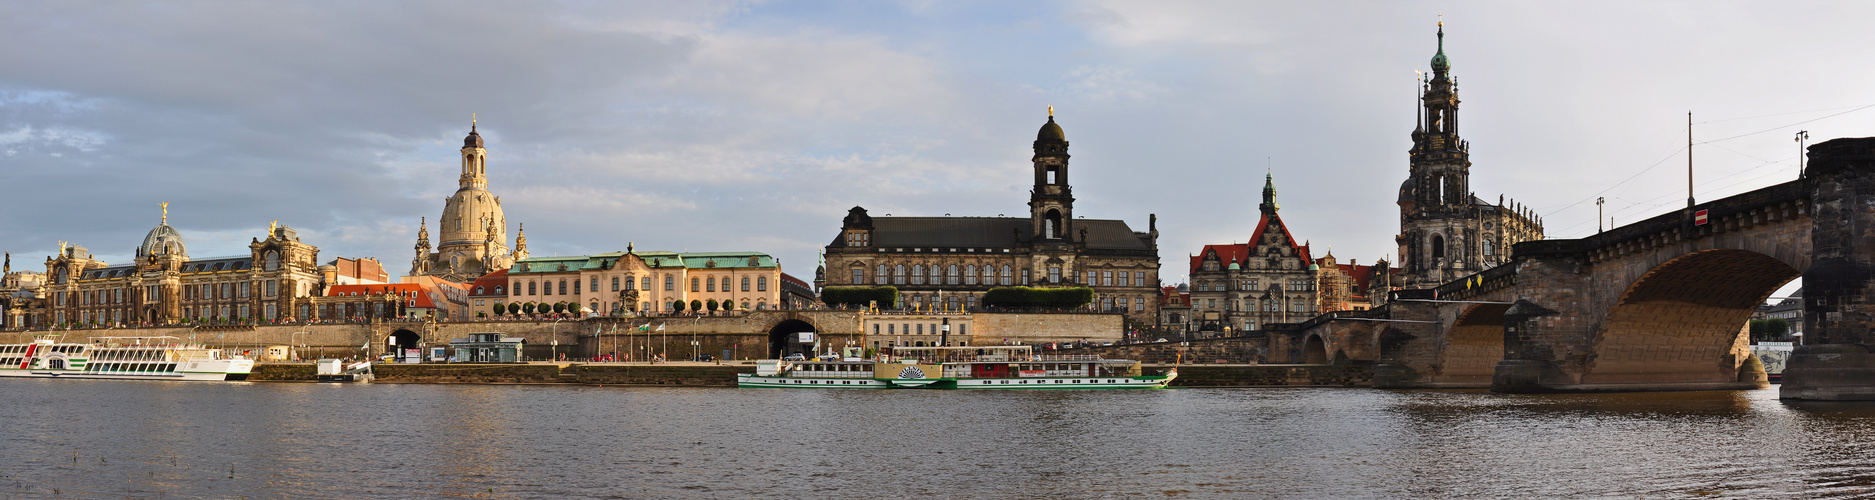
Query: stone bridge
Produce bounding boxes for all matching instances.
[1314,136,1875,400]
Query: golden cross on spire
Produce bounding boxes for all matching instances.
[1047,105,1053,117]
[160,202,169,224]
[1438,14,1443,29]
[472,112,476,125]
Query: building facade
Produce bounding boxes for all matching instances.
[40,209,324,326]
[1,253,47,329]
[411,120,527,283]
[1395,24,1544,288]
[819,112,1163,324]
[1185,174,1319,334]
[500,248,785,316]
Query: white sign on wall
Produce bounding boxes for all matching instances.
[798,331,815,343]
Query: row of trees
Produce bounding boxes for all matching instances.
[490,302,586,316]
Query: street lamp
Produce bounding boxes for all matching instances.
[551,339,559,362]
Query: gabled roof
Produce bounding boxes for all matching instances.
[1189,213,1312,273]
[468,269,509,296]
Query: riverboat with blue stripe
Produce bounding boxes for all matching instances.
[737,345,1174,389]
[0,335,254,381]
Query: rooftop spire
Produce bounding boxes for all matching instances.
[1260,171,1280,215]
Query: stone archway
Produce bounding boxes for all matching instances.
[1303,334,1328,364]
[388,329,421,362]
[1439,303,1512,384]
[767,319,817,358]
[1584,249,1796,388]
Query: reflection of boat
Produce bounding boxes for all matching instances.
[737,346,1176,389]
[0,335,253,381]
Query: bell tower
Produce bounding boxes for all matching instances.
[462,114,488,190]
[1408,21,1470,214]
[1029,107,1074,241]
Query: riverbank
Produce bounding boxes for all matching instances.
[250,362,1370,387]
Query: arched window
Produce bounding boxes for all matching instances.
[475,286,484,294]
[265,252,279,271]
[947,265,959,285]
[706,277,715,292]
[691,277,700,292]
[495,286,504,295]
[1431,234,1446,261]
[1000,265,1012,286]
[741,277,751,292]
[876,264,888,285]
[528,282,537,295]
[1044,209,1063,239]
[894,265,906,285]
[965,265,977,285]
[757,277,768,291]
[624,276,635,290]
[930,265,941,283]
[1483,236,1496,257]
[911,265,924,285]
[559,280,568,295]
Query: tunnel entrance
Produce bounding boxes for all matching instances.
[768,319,817,359]
[389,329,421,363]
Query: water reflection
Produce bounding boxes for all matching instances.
[1,381,1873,498]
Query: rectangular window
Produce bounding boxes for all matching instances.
[238,304,249,319]
[916,324,924,335]
[264,303,276,320]
[612,277,620,292]
[560,281,568,295]
[1102,271,1113,287]
[591,277,599,293]
[706,278,715,292]
[1048,267,1060,284]
[529,282,537,295]
[664,276,674,291]
[966,296,976,309]
[265,280,277,297]
[1118,272,1129,287]
[852,269,863,285]
[757,277,768,292]
[1135,297,1145,311]
[742,277,751,292]
[1020,269,1030,285]
[691,278,700,292]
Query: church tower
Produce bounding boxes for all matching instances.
[414,117,513,282]
[1395,21,1544,288]
[1029,108,1074,241]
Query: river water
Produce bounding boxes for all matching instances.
[3,380,1874,499]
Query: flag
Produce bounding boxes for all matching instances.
[656,324,665,331]
[638,323,650,332]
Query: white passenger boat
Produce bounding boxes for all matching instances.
[738,345,1175,389]
[0,335,254,381]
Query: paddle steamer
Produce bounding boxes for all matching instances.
[0,335,254,381]
[737,345,1174,389]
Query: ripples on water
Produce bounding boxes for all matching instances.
[2,380,1874,499]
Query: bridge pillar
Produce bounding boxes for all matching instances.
[1785,137,1875,400]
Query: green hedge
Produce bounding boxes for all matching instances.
[980,287,1094,308]
[821,286,899,308]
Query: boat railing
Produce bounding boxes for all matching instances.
[1033,354,1105,362]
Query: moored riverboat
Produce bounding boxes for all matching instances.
[737,345,1174,389]
[0,335,254,381]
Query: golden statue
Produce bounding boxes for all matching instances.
[1047,105,1053,117]
[268,219,278,236]
[160,202,169,224]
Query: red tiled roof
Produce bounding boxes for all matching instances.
[1189,213,1313,273]
[468,269,509,297]
[1158,286,1190,307]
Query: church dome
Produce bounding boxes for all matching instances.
[1037,116,1065,142]
[440,188,506,247]
[464,125,484,148]
[138,223,187,259]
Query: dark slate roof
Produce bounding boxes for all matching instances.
[860,217,1149,251]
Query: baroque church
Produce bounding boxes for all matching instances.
[1395,23,1543,288]
[410,119,529,283]
[819,111,1163,324]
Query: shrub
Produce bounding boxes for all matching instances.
[820,286,899,308]
[522,303,536,314]
[706,299,719,312]
[980,287,1094,309]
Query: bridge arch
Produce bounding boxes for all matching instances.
[1584,249,1795,387]
[1439,303,1511,384]
[1303,334,1328,364]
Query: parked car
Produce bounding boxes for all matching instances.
[783,353,806,361]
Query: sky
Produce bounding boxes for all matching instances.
[2,1,1871,295]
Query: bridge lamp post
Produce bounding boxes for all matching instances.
[1597,197,1604,233]
[1797,130,1810,179]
